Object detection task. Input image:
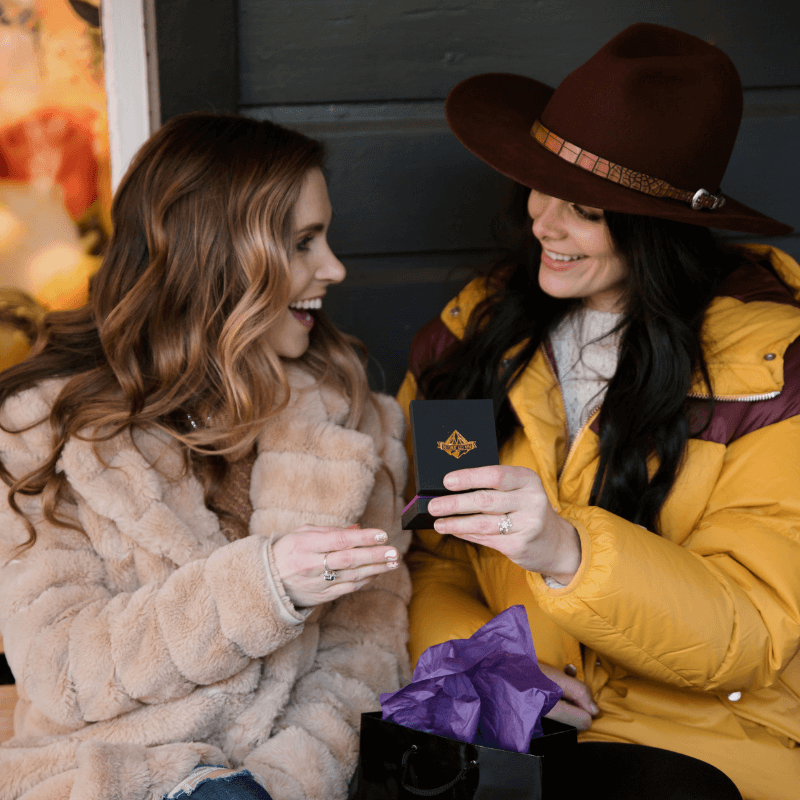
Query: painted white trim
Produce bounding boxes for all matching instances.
[102,0,153,190]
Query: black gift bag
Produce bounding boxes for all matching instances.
[349,711,577,800]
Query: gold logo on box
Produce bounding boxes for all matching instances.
[437,430,477,459]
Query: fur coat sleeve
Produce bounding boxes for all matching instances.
[0,381,306,730]
[0,371,411,800]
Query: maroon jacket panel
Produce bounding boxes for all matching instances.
[720,260,800,310]
[688,336,800,445]
[408,316,459,381]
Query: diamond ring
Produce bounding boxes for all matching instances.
[498,514,513,534]
[322,554,338,581]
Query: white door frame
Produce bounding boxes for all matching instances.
[101,0,160,191]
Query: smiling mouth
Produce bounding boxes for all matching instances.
[542,248,587,271]
[288,297,322,329]
[289,298,323,311]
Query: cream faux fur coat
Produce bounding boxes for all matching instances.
[0,367,412,800]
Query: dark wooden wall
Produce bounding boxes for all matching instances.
[157,0,800,394]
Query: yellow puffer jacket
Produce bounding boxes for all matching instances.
[397,245,800,800]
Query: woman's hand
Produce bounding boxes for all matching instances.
[272,524,400,608]
[539,662,599,731]
[427,465,581,584]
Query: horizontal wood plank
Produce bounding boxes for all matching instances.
[324,253,479,393]
[249,102,513,254]
[240,0,800,104]
[155,0,238,120]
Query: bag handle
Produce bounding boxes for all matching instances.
[401,744,478,797]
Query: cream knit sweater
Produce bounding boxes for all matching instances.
[549,307,623,445]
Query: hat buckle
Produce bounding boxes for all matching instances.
[691,189,726,212]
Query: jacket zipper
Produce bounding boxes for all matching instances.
[687,390,781,402]
[558,405,601,489]
[542,344,569,452]
[542,344,599,487]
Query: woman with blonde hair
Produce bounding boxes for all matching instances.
[0,114,411,800]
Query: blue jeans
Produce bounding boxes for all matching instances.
[164,765,273,799]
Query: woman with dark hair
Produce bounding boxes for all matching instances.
[0,114,411,800]
[398,24,800,799]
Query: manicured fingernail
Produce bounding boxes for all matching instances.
[433,520,445,533]
[443,474,457,489]
[375,532,388,543]
[385,549,398,561]
[387,560,399,570]
[590,703,599,715]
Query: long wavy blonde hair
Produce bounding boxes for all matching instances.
[0,113,370,547]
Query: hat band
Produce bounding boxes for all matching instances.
[530,120,726,212]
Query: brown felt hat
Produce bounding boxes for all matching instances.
[445,23,793,236]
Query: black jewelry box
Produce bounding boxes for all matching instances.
[402,399,500,530]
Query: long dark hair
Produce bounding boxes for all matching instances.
[419,187,743,533]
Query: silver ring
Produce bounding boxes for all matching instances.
[322,553,337,581]
[498,514,513,534]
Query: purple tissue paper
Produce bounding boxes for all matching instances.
[381,605,563,752]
